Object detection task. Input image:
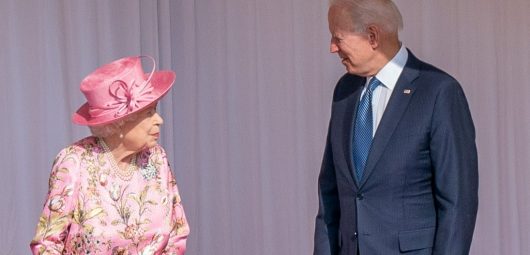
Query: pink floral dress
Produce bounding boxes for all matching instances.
[30,137,189,255]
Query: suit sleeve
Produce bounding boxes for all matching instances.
[430,81,479,254]
[314,122,341,255]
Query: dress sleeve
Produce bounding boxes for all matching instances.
[162,164,190,255]
[30,147,80,254]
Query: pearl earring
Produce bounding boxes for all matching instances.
[119,133,123,139]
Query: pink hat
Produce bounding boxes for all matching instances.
[72,56,175,126]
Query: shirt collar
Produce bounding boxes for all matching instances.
[372,44,408,90]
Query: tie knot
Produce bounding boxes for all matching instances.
[367,77,381,92]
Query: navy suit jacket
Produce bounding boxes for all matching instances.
[314,50,478,255]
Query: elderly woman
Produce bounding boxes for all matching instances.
[30,56,189,255]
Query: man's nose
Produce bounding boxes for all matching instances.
[330,42,339,53]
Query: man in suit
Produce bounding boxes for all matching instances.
[314,0,478,254]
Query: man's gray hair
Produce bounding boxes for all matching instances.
[330,0,403,34]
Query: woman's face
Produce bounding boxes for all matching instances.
[121,103,163,151]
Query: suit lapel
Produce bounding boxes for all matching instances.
[341,82,364,187]
[358,52,421,188]
[331,74,365,188]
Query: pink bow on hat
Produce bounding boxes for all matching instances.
[105,75,156,118]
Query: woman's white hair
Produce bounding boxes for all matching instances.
[329,0,403,34]
[89,113,137,138]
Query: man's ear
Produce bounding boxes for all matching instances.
[366,25,380,49]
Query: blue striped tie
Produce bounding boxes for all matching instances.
[353,77,380,181]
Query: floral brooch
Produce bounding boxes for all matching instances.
[140,162,158,181]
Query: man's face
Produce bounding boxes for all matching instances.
[328,6,377,76]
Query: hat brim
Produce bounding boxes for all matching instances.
[72,71,175,126]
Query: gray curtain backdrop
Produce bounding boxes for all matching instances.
[1,0,529,254]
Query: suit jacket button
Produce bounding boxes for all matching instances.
[356,193,364,200]
[352,232,358,240]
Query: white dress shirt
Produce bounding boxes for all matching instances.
[361,45,408,136]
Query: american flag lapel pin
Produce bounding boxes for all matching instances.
[403,89,412,94]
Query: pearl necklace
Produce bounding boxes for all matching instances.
[99,138,137,181]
